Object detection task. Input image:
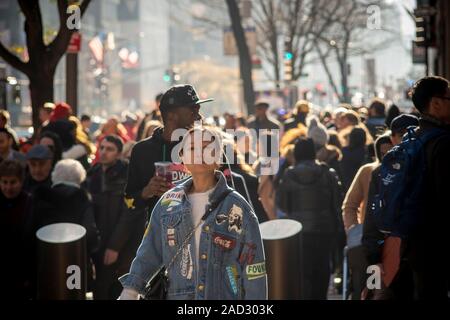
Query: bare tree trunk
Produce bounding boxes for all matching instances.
[29,72,54,129]
[226,0,255,115]
[339,59,350,103]
[0,0,92,130]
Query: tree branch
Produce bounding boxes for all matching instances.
[48,0,92,67]
[0,41,30,75]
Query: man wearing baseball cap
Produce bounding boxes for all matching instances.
[124,84,213,221]
[23,144,54,194]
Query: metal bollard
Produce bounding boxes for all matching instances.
[259,219,303,299]
[36,223,87,300]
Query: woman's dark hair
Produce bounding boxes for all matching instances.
[374,133,392,162]
[39,131,63,166]
[0,160,25,181]
[410,76,449,113]
[328,130,342,150]
[385,104,400,127]
[369,99,386,117]
[348,127,367,150]
[294,137,316,163]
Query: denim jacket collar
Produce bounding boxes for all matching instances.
[178,170,233,206]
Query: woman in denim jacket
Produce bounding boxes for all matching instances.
[119,126,267,300]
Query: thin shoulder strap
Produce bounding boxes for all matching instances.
[165,189,233,273]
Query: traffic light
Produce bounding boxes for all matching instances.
[415,15,427,47]
[284,39,293,82]
[163,69,171,83]
[12,85,21,105]
[163,67,181,85]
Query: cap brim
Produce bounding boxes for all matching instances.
[196,98,214,105]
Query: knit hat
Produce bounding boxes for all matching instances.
[307,116,329,148]
[50,102,72,122]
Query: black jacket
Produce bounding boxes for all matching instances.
[407,116,450,298]
[86,160,146,271]
[33,184,100,254]
[341,146,367,191]
[362,165,384,265]
[124,127,180,219]
[1,191,35,298]
[23,174,52,195]
[276,160,344,234]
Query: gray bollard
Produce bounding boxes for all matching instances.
[36,223,87,300]
[259,219,302,300]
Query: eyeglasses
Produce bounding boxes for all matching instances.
[434,96,450,101]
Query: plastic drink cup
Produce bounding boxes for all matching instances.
[155,162,173,185]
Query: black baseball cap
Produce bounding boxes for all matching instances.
[159,84,213,112]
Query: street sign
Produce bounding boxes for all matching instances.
[67,32,81,53]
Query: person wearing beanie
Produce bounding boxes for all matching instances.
[308,116,329,148]
[50,102,72,122]
[307,117,343,179]
[276,137,344,299]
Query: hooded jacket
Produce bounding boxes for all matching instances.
[276,160,344,234]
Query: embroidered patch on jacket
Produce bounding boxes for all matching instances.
[226,265,239,295]
[161,190,184,208]
[180,244,193,280]
[124,197,135,210]
[246,262,266,280]
[215,204,243,234]
[213,233,236,250]
[167,228,176,247]
[239,242,257,265]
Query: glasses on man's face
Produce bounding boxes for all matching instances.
[435,96,450,101]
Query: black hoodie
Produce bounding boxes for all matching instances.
[124,127,181,220]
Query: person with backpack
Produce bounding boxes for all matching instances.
[364,76,450,300]
[276,137,344,299]
[342,134,393,300]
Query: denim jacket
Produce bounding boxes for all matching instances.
[119,171,267,300]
